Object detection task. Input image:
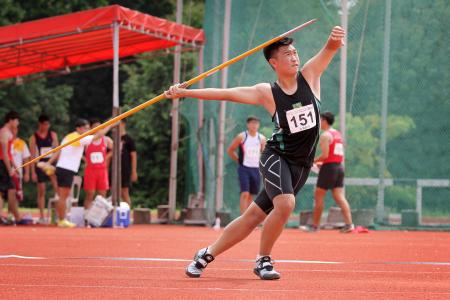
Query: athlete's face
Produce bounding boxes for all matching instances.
[320,117,329,130]
[271,45,300,75]
[38,121,50,131]
[246,120,260,133]
[77,124,90,134]
[9,118,19,130]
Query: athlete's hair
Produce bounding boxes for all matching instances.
[89,118,101,126]
[75,118,89,128]
[38,114,50,123]
[246,115,260,123]
[263,37,294,62]
[320,111,335,125]
[4,111,20,123]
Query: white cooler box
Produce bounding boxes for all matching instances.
[102,202,131,228]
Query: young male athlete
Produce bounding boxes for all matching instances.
[11,127,31,202]
[0,111,23,224]
[83,119,113,210]
[165,26,345,280]
[227,116,266,214]
[29,114,59,223]
[306,111,354,233]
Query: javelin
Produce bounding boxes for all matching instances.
[18,19,317,170]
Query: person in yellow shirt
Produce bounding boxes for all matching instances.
[11,127,30,202]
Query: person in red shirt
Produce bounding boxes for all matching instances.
[83,119,113,209]
[307,112,354,233]
[0,111,22,224]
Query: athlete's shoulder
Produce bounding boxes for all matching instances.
[321,130,332,140]
[254,83,272,94]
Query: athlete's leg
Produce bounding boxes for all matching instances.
[208,202,266,257]
[239,191,251,214]
[121,187,131,205]
[247,193,254,209]
[259,193,295,255]
[7,188,20,220]
[84,190,95,209]
[97,190,107,197]
[56,187,70,220]
[50,174,58,196]
[331,187,352,225]
[37,182,46,219]
[313,187,327,227]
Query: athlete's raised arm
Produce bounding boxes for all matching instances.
[302,26,345,98]
[164,83,270,107]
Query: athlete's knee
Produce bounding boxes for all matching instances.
[240,191,250,198]
[272,194,295,217]
[314,197,324,208]
[242,204,266,225]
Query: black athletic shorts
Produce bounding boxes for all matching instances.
[36,164,51,183]
[56,167,76,188]
[316,162,344,190]
[121,168,131,188]
[0,160,14,194]
[254,148,310,214]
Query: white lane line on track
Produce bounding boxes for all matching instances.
[1,254,450,266]
[1,263,450,274]
[0,283,449,295]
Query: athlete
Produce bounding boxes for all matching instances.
[29,114,59,223]
[0,111,22,224]
[11,127,31,202]
[227,116,266,214]
[46,119,112,228]
[165,26,345,280]
[83,119,113,210]
[306,111,354,233]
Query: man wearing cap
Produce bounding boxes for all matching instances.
[227,116,266,214]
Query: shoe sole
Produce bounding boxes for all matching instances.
[185,268,201,278]
[253,269,280,280]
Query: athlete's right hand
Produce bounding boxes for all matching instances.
[9,168,18,177]
[164,83,188,99]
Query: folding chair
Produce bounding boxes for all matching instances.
[47,175,83,223]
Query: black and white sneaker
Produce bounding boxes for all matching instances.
[253,256,280,280]
[185,247,215,278]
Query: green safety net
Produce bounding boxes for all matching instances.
[180,0,450,226]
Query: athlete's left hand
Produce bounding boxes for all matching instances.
[330,26,345,46]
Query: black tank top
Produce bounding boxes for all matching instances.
[35,131,53,162]
[266,72,321,167]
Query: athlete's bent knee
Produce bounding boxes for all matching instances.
[273,194,295,217]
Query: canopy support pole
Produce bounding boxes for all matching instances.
[111,21,121,225]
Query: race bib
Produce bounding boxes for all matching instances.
[334,143,344,156]
[90,152,104,164]
[243,145,261,168]
[286,104,316,133]
[40,147,52,156]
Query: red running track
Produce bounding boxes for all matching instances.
[1,225,449,300]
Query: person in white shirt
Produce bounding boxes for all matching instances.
[227,116,266,214]
[11,127,31,202]
[47,119,111,228]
